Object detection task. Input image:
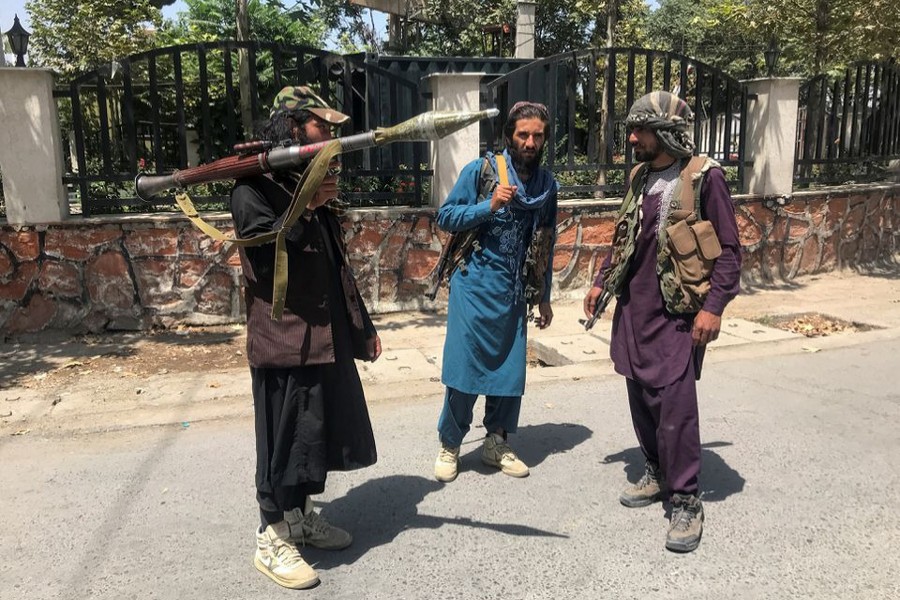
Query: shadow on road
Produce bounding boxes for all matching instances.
[602,441,745,502]
[457,421,593,474]
[305,474,567,568]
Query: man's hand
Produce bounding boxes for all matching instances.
[366,334,382,361]
[308,161,341,210]
[535,302,553,329]
[691,309,721,346]
[583,286,603,319]
[490,184,518,212]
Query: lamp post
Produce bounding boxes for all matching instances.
[5,14,30,67]
[763,36,780,78]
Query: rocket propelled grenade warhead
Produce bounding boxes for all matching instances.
[135,108,500,201]
[374,108,500,145]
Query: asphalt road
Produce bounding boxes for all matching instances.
[1,337,898,600]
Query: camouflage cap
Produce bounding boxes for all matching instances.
[269,85,350,125]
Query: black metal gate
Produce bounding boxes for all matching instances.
[483,48,749,198]
[55,42,431,215]
[795,61,900,186]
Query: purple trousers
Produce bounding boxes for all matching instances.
[626,361,700,498]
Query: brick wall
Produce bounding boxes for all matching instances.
[2,183,897,334]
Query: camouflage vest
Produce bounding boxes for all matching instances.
[601,155,723,314]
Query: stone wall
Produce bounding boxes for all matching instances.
[1,183,897,334]
[0,218,242,334]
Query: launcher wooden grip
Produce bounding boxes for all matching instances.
[173,153,269,187]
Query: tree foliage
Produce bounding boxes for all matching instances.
[25,0,163,77]
[157,0,327,47]
[385,0,647,57]
[676,0,900,77]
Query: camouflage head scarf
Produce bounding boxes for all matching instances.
[624,91,695,158]
[269,85,349,125]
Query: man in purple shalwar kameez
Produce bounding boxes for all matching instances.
[584,91,741,553]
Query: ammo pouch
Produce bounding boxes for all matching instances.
[665,208,722,310]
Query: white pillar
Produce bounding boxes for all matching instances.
[741,77,802,196]
[515,1,537,59]
[0,68,69,223]
[423,72,486,207]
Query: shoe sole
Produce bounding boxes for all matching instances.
[619,492,663,508]
[481,456,529,478]
[291,537,353,551]
[665,533,702,553]
[254,556,320,589]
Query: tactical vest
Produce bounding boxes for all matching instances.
[602,155,723,314]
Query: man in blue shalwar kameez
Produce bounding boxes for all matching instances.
[433,102,559,482]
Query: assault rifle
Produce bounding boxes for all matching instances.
[581,288,613,331]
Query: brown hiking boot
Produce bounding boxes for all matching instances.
[666,493,704,553]
[619,462,664,507]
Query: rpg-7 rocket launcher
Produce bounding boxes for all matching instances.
[135,108,500,200]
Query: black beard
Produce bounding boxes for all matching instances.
[508,144,542,177]
[633,147,661,163]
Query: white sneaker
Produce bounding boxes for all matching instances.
[434,444,460,482]
[481,433,529,477]
[284,497,353,550]
[254,522,319,589]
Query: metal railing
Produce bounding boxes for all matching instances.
[55,42,432,216]
[795,61,900,186]
[483,48,749,198]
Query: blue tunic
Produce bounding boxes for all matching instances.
[438,158,558,397]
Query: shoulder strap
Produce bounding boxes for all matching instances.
[629,163,644,186]
[677,155,721,216]
[496,153,510,186]
[617,163,650,219]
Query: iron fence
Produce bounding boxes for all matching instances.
[483,48,749,198]
[54,42,431,216]
[795,61,900,186]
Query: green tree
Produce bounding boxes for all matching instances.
[392,0,648,57]
[25,0,163,78]
[157,0,327,46]
[699,0,900,77]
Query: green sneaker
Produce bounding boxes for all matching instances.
[284,497,352,550]
[481,433,529,478]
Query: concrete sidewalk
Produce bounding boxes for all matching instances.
[2,267,899,436]
[365,266,900,389]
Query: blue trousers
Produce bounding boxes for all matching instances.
[437,387,522,448]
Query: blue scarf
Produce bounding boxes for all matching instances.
[486,149,557,212]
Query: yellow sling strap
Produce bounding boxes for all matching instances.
[174,138,343,321]
[496,153,510,187]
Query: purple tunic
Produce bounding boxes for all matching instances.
[598,168,741,388]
